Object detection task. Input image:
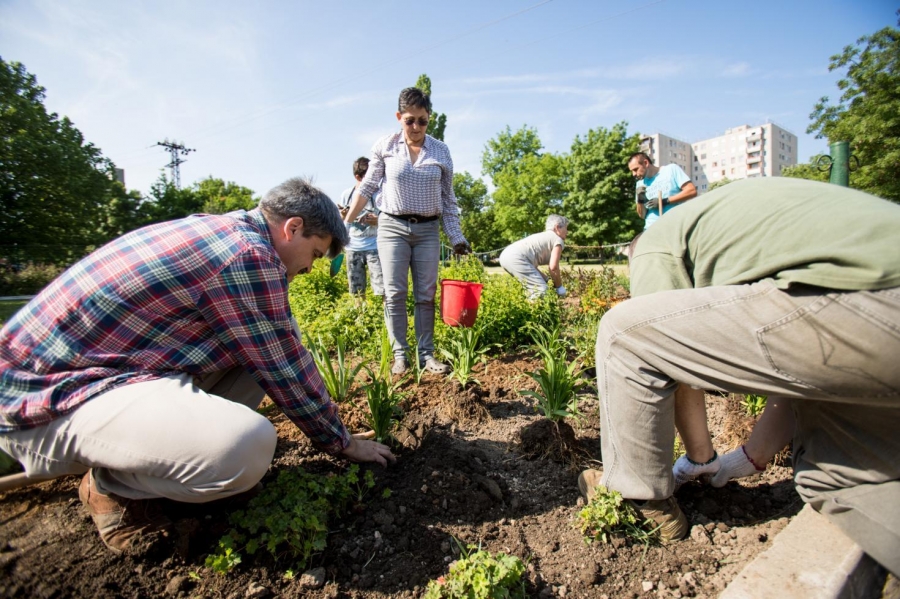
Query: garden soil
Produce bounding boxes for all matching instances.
[0,352,807,599]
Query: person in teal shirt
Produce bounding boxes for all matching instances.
[627,152,697,229]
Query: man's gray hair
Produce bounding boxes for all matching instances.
[259,177,349,258]
[545,214,569,231]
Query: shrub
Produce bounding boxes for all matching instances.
[424,543,527,599]
[0,263,64,295]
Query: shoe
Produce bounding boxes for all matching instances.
[577,468,604,503]
[673,453,721,492]
[79,470,172,553]
[391,358,409,375]
[629,496,689,542]
[422,357,449,374]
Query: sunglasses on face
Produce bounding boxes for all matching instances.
[403,117,429,127]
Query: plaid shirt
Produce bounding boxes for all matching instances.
[357,131,466,246]
[0,209,350,455]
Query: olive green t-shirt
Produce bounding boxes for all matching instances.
[630,178,900,297]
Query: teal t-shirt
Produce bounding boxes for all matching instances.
[631,178,900,297]
[639,164,691,229]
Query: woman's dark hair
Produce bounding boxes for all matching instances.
[398,87,432,114]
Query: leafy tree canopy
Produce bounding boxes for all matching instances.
[492,152,568,244]
[563,122,642,246]
[415,74,447,141]
[807,15,900,201]
[782,158,830,184]
[481,125,542,184]
[194,177,257,214]
[452,171,497,252]
[0,57,117,264]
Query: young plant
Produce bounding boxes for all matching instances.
[526,321,569,364]
[206,465,367,575]
[439,325,491,387]
[576,484,657,545]
[377,325,393,382]
[741,393,767,417]
[521,357,583,422]
[307,335,363,402]
[424,542,527,599]
[361,368,403,444]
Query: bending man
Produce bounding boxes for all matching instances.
[499,215,568,299]
[581,178,900,576]
[0,177,395,554]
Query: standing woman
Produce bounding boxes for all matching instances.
[343,87,469,375]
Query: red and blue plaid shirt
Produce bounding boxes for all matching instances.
[0,209,350,455]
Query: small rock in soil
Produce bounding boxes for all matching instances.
[642,580,654,592]
[245,581,270,598]
[690,525,711,545]
[165,575,190,596]
[299,567,326,589]
[471,474,503,502]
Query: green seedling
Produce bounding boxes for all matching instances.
[440,325,492,388]
[741,393,767,417]
[577,484,658,545]
[424,541,527,599]
[307,335,363,402]
[360,368,403,444]
[520,356,582,422]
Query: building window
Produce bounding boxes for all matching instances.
[701,154,707,160]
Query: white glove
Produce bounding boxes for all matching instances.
[556,285,567,297]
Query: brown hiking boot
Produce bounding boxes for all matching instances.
[78,470,172,553]
[577,468,604,503]
[629,497,690,543]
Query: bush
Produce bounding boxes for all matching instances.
[0,263,64,295]
[424,543,526,599]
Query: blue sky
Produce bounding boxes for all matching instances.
[2,0,896,202]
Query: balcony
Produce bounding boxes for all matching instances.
[747,154,762,165]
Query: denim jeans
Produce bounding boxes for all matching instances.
[377,214,440,361]
[595,281,900,574]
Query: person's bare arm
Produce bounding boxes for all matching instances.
[669,181,697,204]
[547,245,564,288]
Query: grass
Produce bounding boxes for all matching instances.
[0,300,27,325]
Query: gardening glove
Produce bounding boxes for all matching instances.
[645,196,668,212]
[636,188,648,205]
[556,285,567,297]
[453,242,470,255]
[673,452,721,492]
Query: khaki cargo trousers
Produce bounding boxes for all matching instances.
[595,280,900,576]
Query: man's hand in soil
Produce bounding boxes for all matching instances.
[341,434,396,467]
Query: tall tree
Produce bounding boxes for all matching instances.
[452,171,498,251]
[492,152,568,244]
[194,177,257,214]
[142,175,204,225]
[97,182,148,241]
[807,15,900,201]
[563,122,642,246]
[0,58,117,265]
[414,74,447,141]
[481,125,542,184]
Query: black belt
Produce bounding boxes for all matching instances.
[385,213,440,223]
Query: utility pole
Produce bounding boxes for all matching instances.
[156,139,195,189]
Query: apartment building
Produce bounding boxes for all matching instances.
[640,122,798,193]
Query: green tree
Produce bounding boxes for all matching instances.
[452,171,498,251]
[97,181,148,240]
[707,177,734,192]
[142,175,203,225]
[481,125,542,184]
[807,15,900,201]
[563,122,642,246]
[415,74,447,141]
[782,156,830,183]
[492,152,568,244]
[0,58,118,265]
[194,177,257,214]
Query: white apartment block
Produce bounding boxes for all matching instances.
[640,122,798,193]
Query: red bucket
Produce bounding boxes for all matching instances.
[440,279,483,327]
